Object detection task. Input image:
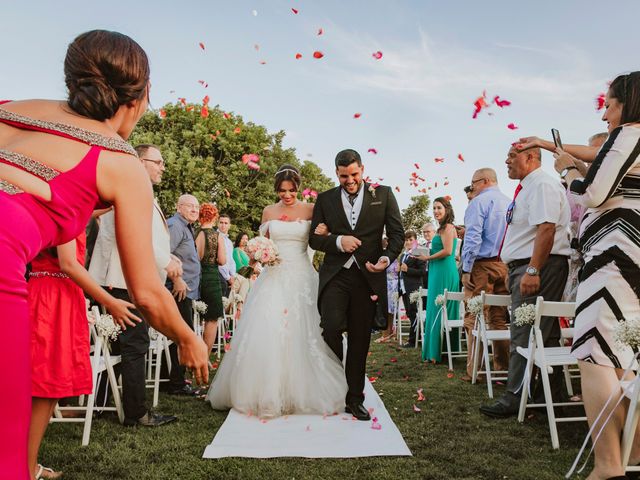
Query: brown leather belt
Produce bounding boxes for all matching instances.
[475,256,500,262]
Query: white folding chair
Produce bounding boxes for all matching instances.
[193,301,204,338]
[414,288,426,347]
[51,306,124,446]
[146,327,172,408]
[516,297,585,449]
[440,289,466,371]
[395,296,410,346]
[621,376,640,474]
[471,291,511,398]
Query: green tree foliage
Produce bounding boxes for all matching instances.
[129,102,334,237]
[401,194,432,233]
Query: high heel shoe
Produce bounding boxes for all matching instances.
[35,464,62,479]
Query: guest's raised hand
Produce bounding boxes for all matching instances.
[515,136,543,151]
[553,148,578,174]
[340,235,362,253]
[104,297,142,330]
[314,223,330,236]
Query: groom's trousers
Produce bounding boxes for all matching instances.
[320,264,376,405]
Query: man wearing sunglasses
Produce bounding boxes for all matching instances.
[460,168,510,382]
[480,145,571,419]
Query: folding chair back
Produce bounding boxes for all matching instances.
[441,289,466,370]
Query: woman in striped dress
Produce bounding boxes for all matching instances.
[522,71,640,480]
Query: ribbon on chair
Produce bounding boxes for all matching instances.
[429,305,444,335]
[565,352,640,478]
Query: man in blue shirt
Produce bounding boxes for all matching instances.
[166,194,202,395]
[460,168,510,382]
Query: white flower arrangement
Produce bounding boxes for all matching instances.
[193,300,208,315]
[246,236,281,266]
[513,303,536,327]
[435,294,445,307]
[95,313,122,341]
[614,317,640,350]
[466,295,483,317]
[409,290,422,304]
[368,183,379,199]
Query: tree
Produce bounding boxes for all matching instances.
[129,101,334,237]
[401,194,432,233]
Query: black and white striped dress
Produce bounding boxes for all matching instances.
[570,125,640,369]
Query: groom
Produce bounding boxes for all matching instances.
[310,149,404,420]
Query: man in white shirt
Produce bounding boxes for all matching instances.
[217,214,236,297]
[89,144,182,427]
[480,145,571,418]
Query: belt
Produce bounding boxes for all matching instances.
[507,254,569,270]
[475,256,500,262]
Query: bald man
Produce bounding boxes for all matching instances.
[165,194,201,395]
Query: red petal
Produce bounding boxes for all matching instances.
[295,53,302,59]
[372,51,383,60]
[434,157,445,163]
[395,186,401,192]
[457,153,465,162]
[159,109,166,119]
[199,42,205,50]
[200,106,209,118]
[313,51,324,59]
[317,27,323,35]
[596,93,606,111]
[202,95,210,106]
[367,148,377,154]
[353,112,362,118]
[507,123,518,130]
[414,163,420,169]
[291,8,299,14]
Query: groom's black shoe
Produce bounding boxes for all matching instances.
[345,402,371,421]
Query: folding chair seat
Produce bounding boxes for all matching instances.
[440,289,466,370]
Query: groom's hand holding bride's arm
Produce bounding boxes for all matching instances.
[309,197,342,254]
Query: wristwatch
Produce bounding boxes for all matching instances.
[525,265,539,276]
[560,166,577,179]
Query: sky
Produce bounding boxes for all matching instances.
[2,0,637,220]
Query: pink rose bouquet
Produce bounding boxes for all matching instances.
[245,236,281,266]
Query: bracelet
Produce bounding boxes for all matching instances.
[29,271,70,279]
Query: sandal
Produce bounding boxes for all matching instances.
[35,464,63,479]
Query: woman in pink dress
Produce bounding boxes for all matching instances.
[0,30,208,479]
[28,232,140,478]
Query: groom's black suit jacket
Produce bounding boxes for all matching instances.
[309,184,404,311]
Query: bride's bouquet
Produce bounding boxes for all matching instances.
[246,236,281,266]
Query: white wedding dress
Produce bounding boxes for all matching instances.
[206,220,347,418]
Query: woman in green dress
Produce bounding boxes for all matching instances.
[414,197,460,363]
[195,203,227,354]
[232,232,250,270]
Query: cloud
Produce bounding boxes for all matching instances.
[317,26,603,106]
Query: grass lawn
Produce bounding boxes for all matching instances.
[42,340,590,479]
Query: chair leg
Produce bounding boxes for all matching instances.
[517,355,535,423]
[445,324,453,371]
[472,330,481,384]
[483,336,493,398]
[540,364,559,449]
[562,365,574,397]
[621,378,640,470]
[105,354,124,424]
[152,343,162,408]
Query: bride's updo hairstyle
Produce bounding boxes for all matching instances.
[274,164,301,192]
[65,30,150,121]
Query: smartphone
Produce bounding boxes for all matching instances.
[551,128,563,149]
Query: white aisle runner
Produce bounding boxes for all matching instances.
[202,380,412,458]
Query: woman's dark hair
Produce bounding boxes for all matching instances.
[609,71,640,124]
[335,149,362,168]
[65,30,150,121]
[234,232,249,248]
[274,164,301,192]
[433,196,455,231]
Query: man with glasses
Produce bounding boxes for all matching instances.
[460,168,510,382]
[480,145,571,418]
[89,144,181,426]
[166,194,202,395]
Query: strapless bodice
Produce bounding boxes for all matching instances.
[264,220,311,263]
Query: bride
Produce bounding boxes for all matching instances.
[206,165,347,418]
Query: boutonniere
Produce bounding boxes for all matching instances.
[368,183,379,199]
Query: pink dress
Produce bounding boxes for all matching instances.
[0,102,136,479]
[29,233,92,398]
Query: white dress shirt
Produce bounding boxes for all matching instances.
[336,185,365,268]
[89,200,171,288]
[501,168,571,264]
[218,233,236,281]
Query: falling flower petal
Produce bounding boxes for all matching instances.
[417,388,425,402]
[203,95,210,106]
[413,404,421,413]
[198,80,208,88]
[368,407,375,414]
[434,157,445,163]
[493,95,511,108]
[444,180,450,186]
[596,93,606,111]
[313,51,324,59]
[295,53,302,59]
[457,153,465,162]
[372,51,383,60]
[259,60,267,65]
[317,27,323,35]
[199,42,206,51]
[414,163,420,169]
[159,109,166,119]
[366,148,377,155]
[254,44,260,51]
[291,8,299,14]
[507,123,518,130]
[371,417,382,430]
[390,357,397,363]
[472,91,488,119]
[186,106,194,112]
[305,425,311,431]
[353,112,362,119]
[395,186,401,192]
[178,97,187,106]
[368,376,377,383]
[284,309,288,315]
[370,295,378,301]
